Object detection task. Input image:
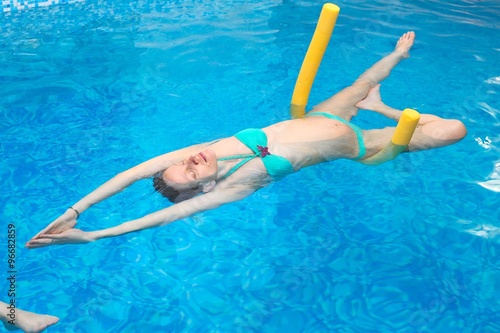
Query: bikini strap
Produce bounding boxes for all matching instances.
[217,154,256,180]
[217,154,254,161]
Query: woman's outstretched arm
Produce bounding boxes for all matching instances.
[27,142,209,243]
[69,142,208,213]
[25,181,254,248]
[93,184,253,240]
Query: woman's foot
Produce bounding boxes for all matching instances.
[355,84,383,110]
[395,31,415,58]
[2,308,59,333]
[355,84,406,121]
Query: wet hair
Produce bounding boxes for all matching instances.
[153,175,201,203]
[153,176,180,203]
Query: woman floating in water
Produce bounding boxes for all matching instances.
[24,32,466,252]
[5,30,465,333]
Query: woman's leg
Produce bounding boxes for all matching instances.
[0,301,59,333]
[311,31,415,121]
[357,84,467,151]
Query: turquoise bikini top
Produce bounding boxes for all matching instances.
[217,128,294,180]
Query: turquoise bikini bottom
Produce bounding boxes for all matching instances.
[306,111,367,159]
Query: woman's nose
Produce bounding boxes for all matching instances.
[189,156,199,165]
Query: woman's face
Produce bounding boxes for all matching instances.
[162,149,218,188]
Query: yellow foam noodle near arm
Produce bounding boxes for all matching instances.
[360,108,421,165]
[290,3,340,119]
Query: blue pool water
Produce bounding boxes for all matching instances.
[1,0,499,332]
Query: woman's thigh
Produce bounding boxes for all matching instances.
[310,79,375,121]
[408,126,460,152]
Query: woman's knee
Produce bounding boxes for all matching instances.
[353,77,377,89]
[422,119,467,142]
[441,119,467,141]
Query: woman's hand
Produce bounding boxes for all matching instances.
[25,229,95,249]
[28,209,78,243]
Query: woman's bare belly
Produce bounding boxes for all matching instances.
[262,117,360,169]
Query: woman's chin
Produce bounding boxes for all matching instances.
[204,149,217,163]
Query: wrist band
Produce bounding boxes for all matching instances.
[68,207,80,219]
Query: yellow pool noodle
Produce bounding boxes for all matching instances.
[360,109,421,165]
[290,3,340,119]
[391,108,420,146]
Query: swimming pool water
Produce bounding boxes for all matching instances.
[1,0,499,332]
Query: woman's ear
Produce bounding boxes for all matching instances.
[201,180,216,193]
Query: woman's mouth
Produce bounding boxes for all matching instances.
[199,152,207,163]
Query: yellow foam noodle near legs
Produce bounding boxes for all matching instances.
[290,3,340,119]
[361,108,421,165]
[391,108,420,145]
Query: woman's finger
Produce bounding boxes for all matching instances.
[38,233,63,240]
[31,228,49,240]
[25,238,55,249]
[31,223,57,239]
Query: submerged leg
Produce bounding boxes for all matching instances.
[0,301,59,333]
[357,84,467,150]
[311,31,415,121]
